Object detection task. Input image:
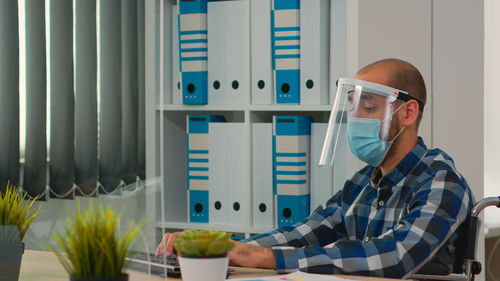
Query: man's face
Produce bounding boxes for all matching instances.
[352,71,403,141]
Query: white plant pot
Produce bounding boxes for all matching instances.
[178,256,229,281]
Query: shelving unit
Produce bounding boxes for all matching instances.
[156,106,333,233]
[145,0,353,236]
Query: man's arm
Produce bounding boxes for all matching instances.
[240,170,471,278]
[229,242,276,269]
[242,191,347,248]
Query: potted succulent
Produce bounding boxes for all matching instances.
[174,229,235,281]
[0,183,40,281]
[49,202,143,281]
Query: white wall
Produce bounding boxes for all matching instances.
[357,1,485,280]
[432,2,484,280]
[357,0,432,146]
[484,0,500,227]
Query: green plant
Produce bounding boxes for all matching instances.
[49,202,144,278]
[0,182,40,242]
[174,229,235,257]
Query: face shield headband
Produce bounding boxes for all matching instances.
[319,78,424,166]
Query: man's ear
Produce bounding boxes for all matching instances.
[400,100,419,127]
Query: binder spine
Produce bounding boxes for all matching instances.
[300,0,330,105]
[272,0,301,104]
[172,5,181,104]
[273,115,312,227]
[252,123,274,228]
[208,123,227,225]
[207,0,249,105]
[179,0,208,104]
[250,0,273,105]
[186,115,226,223]
[310,123,333,213]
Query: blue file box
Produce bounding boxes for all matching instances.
[187,115,226,223]
[272,0,301,104]
[273,115,312,227]
[178,0,209,104]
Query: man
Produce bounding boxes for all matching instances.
[156,58,474,278]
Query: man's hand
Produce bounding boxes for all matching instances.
[229,242,276,269]
[155,232,181,257]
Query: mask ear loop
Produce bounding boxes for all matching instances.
[380,102,406,142]
[386,102,407,142]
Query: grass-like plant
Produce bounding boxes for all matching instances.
[0,182,40,242]
[49,202,144,278]
[174,229,235,257]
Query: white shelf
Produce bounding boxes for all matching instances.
[157,104,248,111]
[157,221,274,235]
[250,104,333,112]
[157,104,333,112]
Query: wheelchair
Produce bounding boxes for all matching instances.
[410,196,500,281]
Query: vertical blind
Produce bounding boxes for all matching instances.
[0,0,146,199]
[75,0,98,196]
[0,1,20,191]
[24,0,47,198]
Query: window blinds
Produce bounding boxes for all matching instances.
[0,0,145,198]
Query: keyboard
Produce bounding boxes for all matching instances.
[126,251,234,278]
[126,251,181,277]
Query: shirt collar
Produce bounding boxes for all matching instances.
[369,137,428,189]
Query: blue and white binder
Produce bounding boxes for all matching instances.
[271,0,301,104]
[172,5,181,104]
[300,0,330,105]
[252,123,274,228]
[310,123,333,213]
[273,115,312,227]
[208,0,249,105]
[187,115,226,223]
[251,0,273,105]
[178,0,209,104]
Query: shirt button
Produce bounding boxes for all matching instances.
[378,200,384,206]
[392,186,397,191]
[364,237,370,243]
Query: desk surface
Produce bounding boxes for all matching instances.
[19,250,397,281]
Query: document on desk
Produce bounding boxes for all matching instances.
[230,271,357,281]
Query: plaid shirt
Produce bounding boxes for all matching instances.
[243,137,474,278]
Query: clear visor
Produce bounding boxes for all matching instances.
[319,78,399,166]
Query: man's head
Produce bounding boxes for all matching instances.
[319,58,427,170]
[355,58,427,131]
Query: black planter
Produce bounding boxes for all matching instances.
[0,242,25,281]
[69,273,129,281]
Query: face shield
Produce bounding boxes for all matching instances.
[319,78,422,167]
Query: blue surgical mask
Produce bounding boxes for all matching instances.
[347,117,405,167]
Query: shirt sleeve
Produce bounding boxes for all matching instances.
[242,191,347,248]
[269,169,472,278]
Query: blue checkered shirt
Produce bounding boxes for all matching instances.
[243,137,474,278]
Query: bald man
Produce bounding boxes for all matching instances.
[156,59,474,279]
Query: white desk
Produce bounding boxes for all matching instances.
[19,250,399,281]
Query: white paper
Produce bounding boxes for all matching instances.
[230,271,358,281]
